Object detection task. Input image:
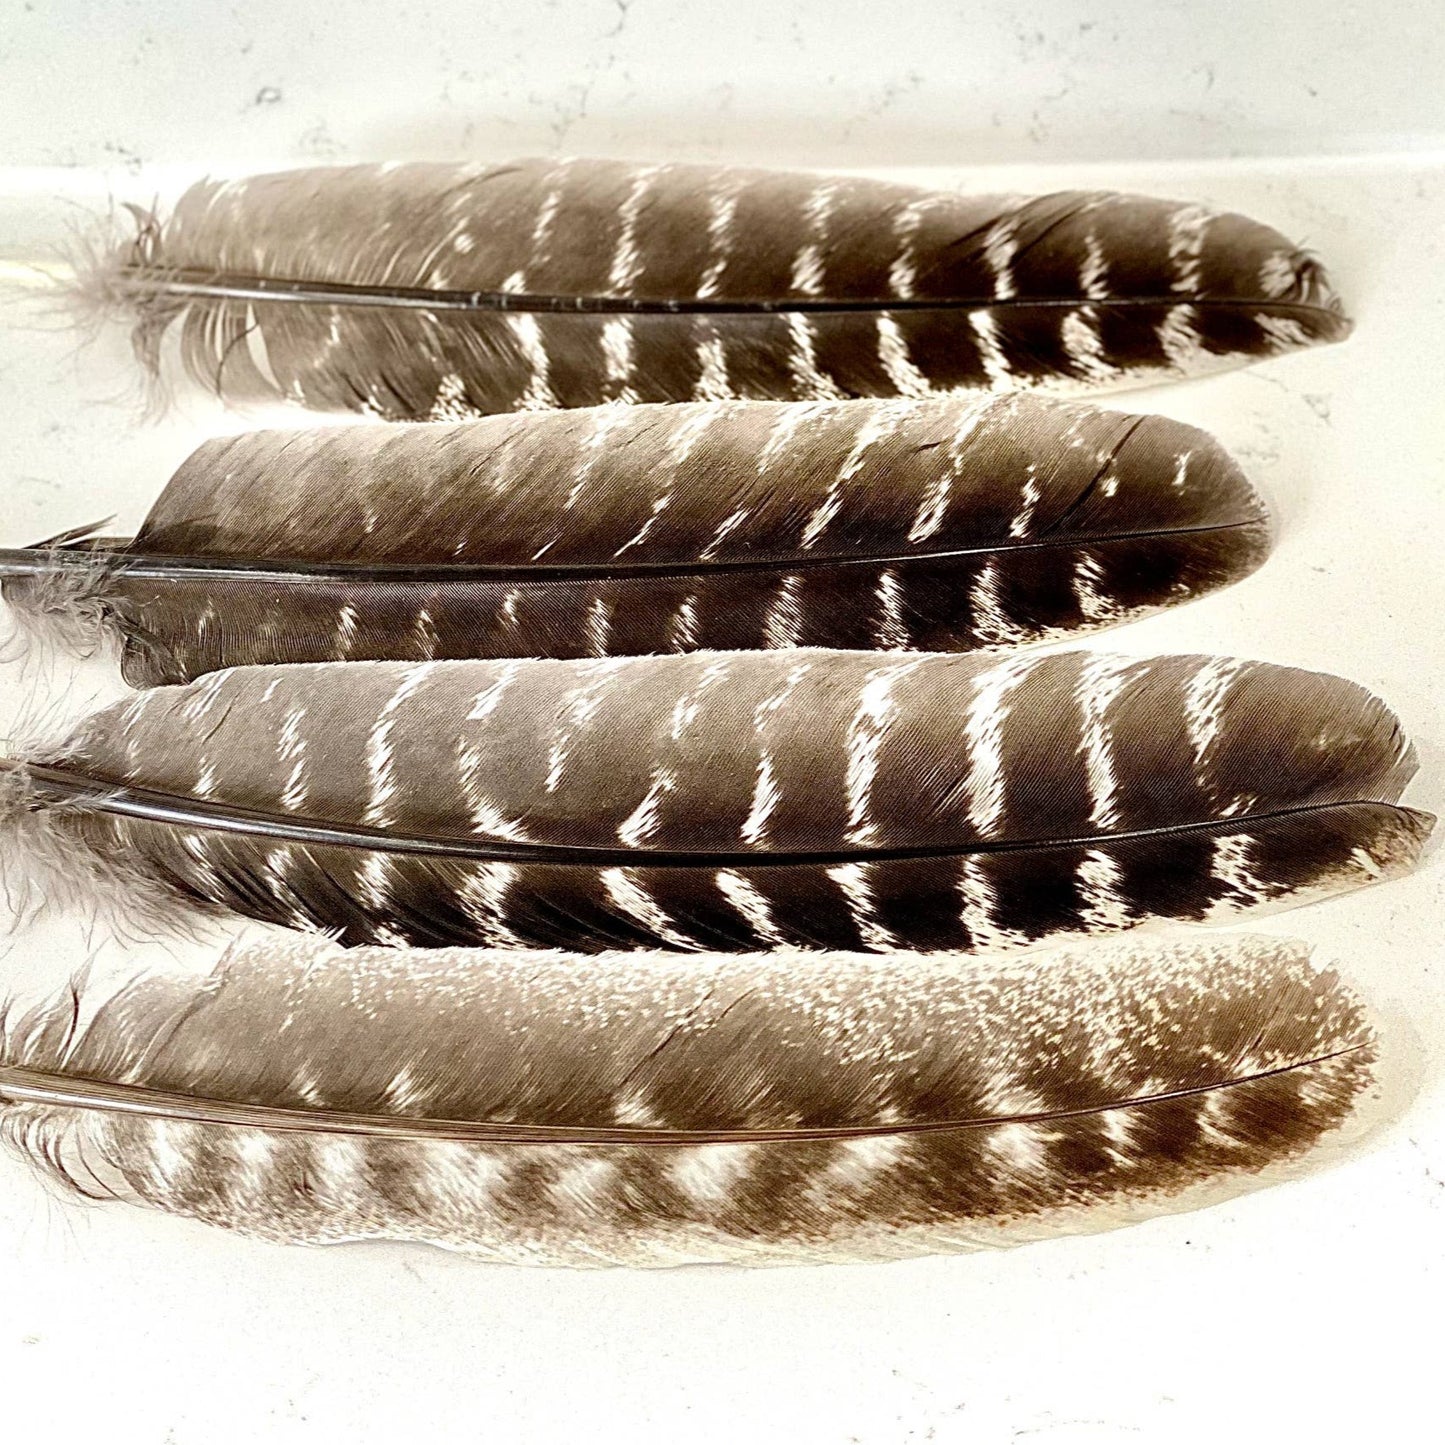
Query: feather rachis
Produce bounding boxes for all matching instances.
[0,932,1378,1265]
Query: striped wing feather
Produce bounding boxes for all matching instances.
[93,160,1351,418]
[0,396,1269,686]
[0,932,1375,1265]
[10,649,1428,951]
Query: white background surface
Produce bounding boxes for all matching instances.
[1,4,1443,1443]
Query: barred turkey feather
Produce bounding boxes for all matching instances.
[82,159,1351,419]
[0,649,1427,951]
[0,395,1269,686]
[0,931,1376,1265]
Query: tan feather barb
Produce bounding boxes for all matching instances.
[2,649,1428,951]
[81,159,1351,418]
[0,932,1376,1265]
[0,395,1269,685]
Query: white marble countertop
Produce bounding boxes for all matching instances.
[0,5,1443,1442]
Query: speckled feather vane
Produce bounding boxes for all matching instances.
[0,932,1376,1265]
[1,649,1427,951]
[86,159,1351,418]
[0,395,1268,686]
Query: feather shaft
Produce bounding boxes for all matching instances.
[0,1050,1361,1146]
[6,762,1401,867]
[111,270,1347,318]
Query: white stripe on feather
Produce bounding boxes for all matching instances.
[763,574,806,648]
[962,653,1041,836]
[1074,551,1130,624]
[1158,303,1208,371]
[668,654,736,740]
[742,660,813,847]
[1059,307,1119,385]
[1076,848,1134,931]
[969,312,1012,390]
[600,317,639,404]
[1209,834,1273,907]
[957,857,1031,951]
[888,199,931,300]
[802,399,914,548]
[669,595,700,651]
[584,597,613,657]
[618,773,672,847]
[693,330,733,401]
[545,660,628,793]
[508,313,559,410]
[827,861,900,950]
[715,869,786,945]
[786,313,847,400]
[1166,203,1213,295]
[845,660,926,845]
[456,862,527,946]
[1009,467,1042,540]
[670,1143,757,1207]
[906,398,991,543]
[876,315,934,398]
[982,215,1019,300]
[609,165,662,293]
[1257,314,1314,350]
[364,663,438,828]
[1183,656,1249,795]
[1076,654,1138,831]
[697,182,741,299]
[1079,229,1110,300]
[602,868,699,949]
[968,558,1032,646]
[873,568,911,650]
[278,705,309,813]
[790,179,840,296]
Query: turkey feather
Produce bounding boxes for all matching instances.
[0,649,1427,951]
[0,931,1376,1265]
[81,160,1351,418]
[0,395,1268,685]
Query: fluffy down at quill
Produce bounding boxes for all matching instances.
[0,932,1377,1265]
[0,395,1269,685]
[82,159,1351,418]
[1,649,1428,951]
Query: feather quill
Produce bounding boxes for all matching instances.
[0,395,1268,686]
[82,160,1351,418]
[0,931,1376,1265]
[1,649,1427,950]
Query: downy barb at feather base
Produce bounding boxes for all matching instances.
[78,159,1352,418]
[0,395,1270,685]
[0,649,1427,950]
[0,932,1378,1265]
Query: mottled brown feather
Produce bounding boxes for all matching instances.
[0,932,1377,1265]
